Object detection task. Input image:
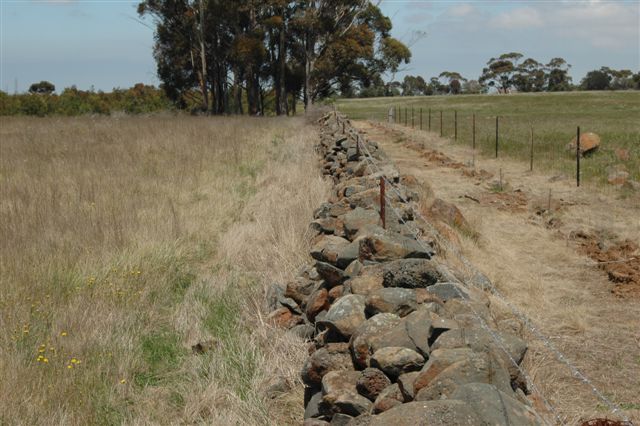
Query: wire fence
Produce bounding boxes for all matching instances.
[333,111,634,426]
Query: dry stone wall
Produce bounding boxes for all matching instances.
[267,112,546,425]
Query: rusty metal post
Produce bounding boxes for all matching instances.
[379,177,386,229]
[495,116,499,158]
[576,126,581,187]
[356,134,361,157]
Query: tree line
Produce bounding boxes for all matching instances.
[136,0,410,115]
[359,53,640,98]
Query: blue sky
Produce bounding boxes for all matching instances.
[1,0,638,92]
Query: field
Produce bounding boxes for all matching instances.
[0,115,329,424]
[337,91,640,188]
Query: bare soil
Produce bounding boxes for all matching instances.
[353,120,640,425]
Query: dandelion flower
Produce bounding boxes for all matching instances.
[67,365,73,369]
[43,358,49,363]
[61,332,67,337]
[120,379,126,384]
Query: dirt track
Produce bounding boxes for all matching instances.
[354,120,640,424]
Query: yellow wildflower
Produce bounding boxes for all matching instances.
[61,331,67,337]
[120,379,126,384]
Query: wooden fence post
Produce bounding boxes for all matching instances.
[495,116,499,158]
[530,125,534,171]
[454,110,457,141]
[440,110,443,137]
[420,108,423,130]
[379,177,386,229]
[576,126,581,187]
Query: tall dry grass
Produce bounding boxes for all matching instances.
[0,114,330,424]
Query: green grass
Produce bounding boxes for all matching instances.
[337,91,640,186]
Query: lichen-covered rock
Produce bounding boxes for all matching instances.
[382,258,444,289]
[306,288,330,322]
[316,261,349,287]
[302,343,353,386]
[343,207,381,238]
[365,288,417,317]
[359,233,435,262]
[372,383,404,414]
[397,371,420,402]
[346,275,384,296]
[368,400,482,426]
[413,348,473,395]
[350,313,402,369]
[318,294,367,339]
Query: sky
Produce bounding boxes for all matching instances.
[0,0,639,93]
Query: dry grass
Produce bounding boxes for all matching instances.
[0,114,330,424]
[353,119,640,425]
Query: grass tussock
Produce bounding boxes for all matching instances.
[0,115,330,425]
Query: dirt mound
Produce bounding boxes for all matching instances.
[571,231,640,298]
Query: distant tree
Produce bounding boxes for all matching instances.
[427,76,447,95]
[401,75,427,96]
[462,79,483,94]
[512,58,546,92]
[546,57,572,91]
[479,52,523,93]
[385,80,402,97]
[28,81,55,95]
[633,71,640,90]
[610,69,634,90]
[438,71,466,94]
[580,67,613,90]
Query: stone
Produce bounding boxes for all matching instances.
[372,384,404,414]
[413,348,474,394]
[322,370,361,396]
[335,242,361,269]
[402,308,434,356]
[265,375,290,399]
[316,262,348,287]
[370,347,425,380]
[365,288,417,317]
[266,283,286,311]
[426,282,469,301]
[429,198,470,231]
[567,132,600,156]
[311,235,351,265]
[343,208,381,238]
[350,313,402,369]
[356,368,391,401]
[397,371,420,402]
[451,383,544,425]
[359,233,434,263]
[291,324,316,340]
[322,391,372,418]
[608,168,630,185]
[306,288,330,322]
[329,414,353,426]
[431,327,527,380]
[346,275,384,296]
[267,307,300,328]
[328,285,344,303]
[318,294,367,339]
[310,217,345,236]
[305,391,324,419]
[382,258,444,289]
[344,260,364,277]
[278,295,303,314]
[414,350,511,401]
[615,148,630,161]
[347,188,381,209]
[302,343,353,386]
[304,420,329,426]
[368,400,481,426]
[286,278,317,305]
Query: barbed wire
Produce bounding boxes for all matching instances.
[332,112,633,425]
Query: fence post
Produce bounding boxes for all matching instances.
[420,108,423,130]
[472,113,476,167]
[454,110,457,141]
[440,110,443,137]
[429,108,432,131]
[405,107,408,126]
[529,125,534,171]
[379,177,386,229]
[495,116,499,158]
[411,107,414,129]
[356,134,361,157]
[576,126,581,187]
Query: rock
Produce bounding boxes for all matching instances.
[191,339,218,354]
[397,371,420,401]
[291,324,316,340]
[567,132,600,156]
[334,242,361,269]
[311,235,351,265]
[305,391,324,419]
[316,262,348,287]
[372,384,404,414]
[318,295,367,339]
[344,260,364,277]
[615,148,630,161]
[350,313,402,369]
[356,368,391,401]
[402,308,434,356]
[267,307,300,328]
[266,282,286,311]
[426,282,469,301]
[353,224,386,241]
[429,198,470,231]
[451,383,544,425]
[347,188,381,209]
[368,400,481,426]
[370,347,425,380]
[265,375,290,399]
[343,208,381,238]
[306,288,330,322]
[302,343,353,386]
[328,285,344,302]
[329,413,353,426]
[323,391,373,418]
[365,288,417,317]
[382,258,444,289]
[431,327,527,380]
[414,350,511,401]
[286,278,317,305]
[607,166,630,185]
[346,275,384,296]
[359,233,434,263]
[310,217,345,236]
[413,348,474,394]
[304,420,329,426]
[322,370,361,396]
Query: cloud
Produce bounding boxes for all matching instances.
[489,7,543,29]
[449,3,475,18]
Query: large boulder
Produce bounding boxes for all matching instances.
[318,294,367,339]
[382,258,445,289]
[310,235,351,265]
[346,275,384,296]
[370,347,425,380]
[413,348,474,395]
[428,198,471,231]
[368,400,482,425]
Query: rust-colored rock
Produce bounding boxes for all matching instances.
[567,132,600,156]
[306,288,330,322]
[328,285,344,302]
